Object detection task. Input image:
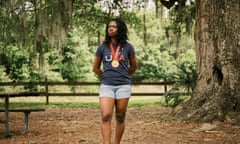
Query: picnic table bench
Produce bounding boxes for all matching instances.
[0,92,45,136]
[0,108,45,134]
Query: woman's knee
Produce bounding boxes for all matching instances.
[102,114,112,122]
[115,112,126,123]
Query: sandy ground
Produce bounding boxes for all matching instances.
[0,106,240,144]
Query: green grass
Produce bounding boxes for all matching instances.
[0,97,166,109]
[0,102,99,109]
[129,97,166,107]
[0,96,189,109]
[0,101,165,109]
[0,102,48,109]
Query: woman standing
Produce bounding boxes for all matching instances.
[93,18,137,144]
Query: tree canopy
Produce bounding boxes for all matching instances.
[0,0,195,83]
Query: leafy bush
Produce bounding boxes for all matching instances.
[164,49,197,106]
[164,87,183,107]
[0,66,11,91]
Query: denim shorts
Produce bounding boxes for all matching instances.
[99,84,131,99]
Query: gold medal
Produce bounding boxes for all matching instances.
[109,43,121,68]
[112,60,119,68]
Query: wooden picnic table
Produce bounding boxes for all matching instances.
[0,92,45,136]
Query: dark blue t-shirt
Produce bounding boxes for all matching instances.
[95,42,135,85]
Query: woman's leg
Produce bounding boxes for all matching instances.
[114,98,129,144]
[100,97,115,144]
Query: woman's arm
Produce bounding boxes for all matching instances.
[129,54,137,75]
[92,56,103,78]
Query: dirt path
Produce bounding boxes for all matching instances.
[1,107,240,144]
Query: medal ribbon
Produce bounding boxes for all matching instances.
[109,43,121,60]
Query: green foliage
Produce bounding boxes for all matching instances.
[120,11,143,30]
[164,49,197,106]
[174,61,197,94]
[1,45,30,81]
[58,28,96,82]
[130,12,195,82]
[0,1,196,93]
[73,2,107,33]
[174,49,197,94]
[168,2,196,35]
[134,44,174,81]
[24,71,42,91]
[164,87,183,107]
[0,66,11,91]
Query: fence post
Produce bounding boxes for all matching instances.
[45,78,49,105]
[164,79,168,94]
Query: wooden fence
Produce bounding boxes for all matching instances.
[0,81,186,104]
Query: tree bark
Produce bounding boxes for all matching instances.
[177,0,240,122]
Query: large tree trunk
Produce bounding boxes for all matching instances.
[177,0,240,122]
